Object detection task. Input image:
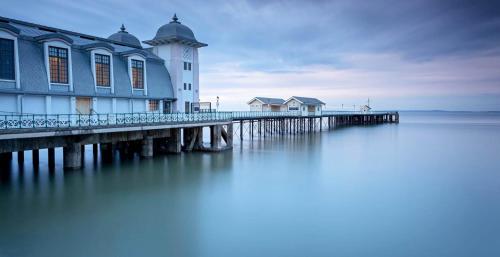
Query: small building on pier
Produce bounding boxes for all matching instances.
[0,14,206,115]
[284,96,325,116]
[247,97,286,112]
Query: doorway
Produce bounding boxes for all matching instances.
[76,97,91,114]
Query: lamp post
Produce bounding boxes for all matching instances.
[216,96,219,112]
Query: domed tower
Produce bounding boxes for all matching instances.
[144,14,207,113]
[108,24,142,48]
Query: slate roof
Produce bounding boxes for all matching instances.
[0,16,174,100]
[107,24,142,48]
[286,96,325,105]
[0,16,160,60]
[250,97,286,105]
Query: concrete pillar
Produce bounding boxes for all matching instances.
[141,136,154,158]
[63,143,81,170]
[0,152,12,162]
[210,125,222,150]
[240,120,243,141]
[32,149,39,166]
[93,144,98,159]
[100,143,114,161]
[195,127,204,150]
[17,151,24,164]
[226,123,233,148]
[48,148,55,168]
[80,145,85,163]
[166,128,182,153]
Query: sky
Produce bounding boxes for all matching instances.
[2,0,500,111]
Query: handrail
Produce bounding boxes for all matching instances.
[0,111,397,130]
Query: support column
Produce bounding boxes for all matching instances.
[32,149,39,166]
[48,148,55,168]
[100,143,114,161]
[226,123,233,148]
[93,144,98,159]
[166,128,182,153]
[210,125,222,150]
[80,145,85,163]
[63,143,81,170]
[141,136,154,158]
[240,120,243,141]
[0,152,12,162]
[17,151,24,164]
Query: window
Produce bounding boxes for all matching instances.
[95,54,110,87]
[289,107,299,111]
[183,62,187,70]
[163,101,171,114]
[188,63,191,71]
[183,62,192,71]
[131,59,144,89]
[48,46,68,84]
[149,100,159,111]
[0,38,15,80]
[183,83,187,90]
[188,83,192,90]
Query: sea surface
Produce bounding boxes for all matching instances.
[0,111,499,257]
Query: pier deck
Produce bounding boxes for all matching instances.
[0,111,398,169]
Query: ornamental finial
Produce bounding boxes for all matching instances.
[172,13,179,23]
[120,24,126,32]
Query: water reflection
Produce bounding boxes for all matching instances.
[1,112,500,257]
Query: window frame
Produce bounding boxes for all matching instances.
[131,59,144,89]
[48,46,69,84]
[148,99,159,112]
[127,55,147,94]
[91,49,114,92]
[0,30,20,88]
[44,40,73,90]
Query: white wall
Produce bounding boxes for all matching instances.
[116,99,129,113]
[132,99,145,113]
[95,98,112,114]
[51,96,70,114]
[22,95,45,114]
[0,95,18,114]
[249,100,263,111]
[153,42,199,113]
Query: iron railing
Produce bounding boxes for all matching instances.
[0,111,396,130]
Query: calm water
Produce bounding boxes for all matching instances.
[1,112,500,257]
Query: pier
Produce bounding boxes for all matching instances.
[0,111,398,170]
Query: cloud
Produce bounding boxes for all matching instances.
[1,0,500,110]
[201,49,500,110]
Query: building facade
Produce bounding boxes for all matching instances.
[247,97,286,112]
[284,96,325,116]
[0,14,206,115]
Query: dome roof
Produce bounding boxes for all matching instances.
[143,14,207,48]
[155,14,197,41]
[107,24,142,48]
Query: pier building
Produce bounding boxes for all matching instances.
[284,96,325,116]
[0,14,205,115]
[247,97,286,112]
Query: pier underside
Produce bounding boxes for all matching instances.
[0,112,398,170]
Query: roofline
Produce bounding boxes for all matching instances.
[143,37,207,48]
[247,97,265,105]
[247,97,287,105]
[284,97,302,105]
[284,96,325,105]
[0,15,144,49]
